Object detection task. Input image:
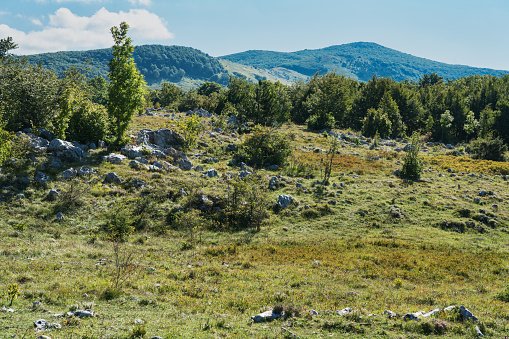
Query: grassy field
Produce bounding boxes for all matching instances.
[0,114,508,338]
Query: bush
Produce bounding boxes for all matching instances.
[306,112,335,130]
[399,134,423,181]
[469,137,507,162]
[238,125,291,167]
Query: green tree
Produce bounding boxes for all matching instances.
[400,133,423,181]
[0,37,17,60]
[253,80,291,126]
[440,110,454,142]
[87,75,109,105]
[197,81,222,97]
[463,110,478,141]
[107,22,146,143]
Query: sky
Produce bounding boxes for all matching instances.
[2,0,509,70]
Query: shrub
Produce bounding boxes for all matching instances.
[306,112,335,130]
[238,125,291,167]
[469,137,507,162]
[399,134,423,181]
[175,114,204,151]
[224,176,271,231]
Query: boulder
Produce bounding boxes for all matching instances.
[48,138,86,160]
[277,195,293,209]
[138,128,184,148]
[121,145,144,159]
[104,172,122,184]
[34,171,50,184]
[78,166,95,177]
[460,305,478,322]
[105,153,126,164]
[251,310,283,323]
[175,158,192,171]
[61,168,77,180]
[202,168,218,178]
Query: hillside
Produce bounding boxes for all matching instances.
[221,42,509,82]
[23,42,509,88]
[24,45,230,88]
[1,113,509,337]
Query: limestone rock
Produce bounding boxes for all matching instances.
[138,128,184,148]
[105,153,126,164]
[251,310,283,323]
[61,168,77,180]
[460,305,478,322]
[277,195,293,209]
[104,172,122,184]
[34,171,50,184]
[202,168,218,178]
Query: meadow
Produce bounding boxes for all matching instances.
[0,114,508,338]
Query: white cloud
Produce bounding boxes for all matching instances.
[31,18,43,26]
[3,7,174,55]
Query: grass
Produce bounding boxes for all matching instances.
[0,115,508,338]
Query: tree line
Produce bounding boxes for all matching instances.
[146,72,509,145]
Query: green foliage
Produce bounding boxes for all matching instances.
[224,176,271,231]
[5,283,21,306]
[103,201,135,241]
[306,112,335,130]
[239,125,292,167]
[175,114,204,151]
[469,137,507,162]
[197,81,222,96]
[107,22,146,143]
[86,75,109,105]
[0,59,61,131]
[0,111,14,166]
[362,108,392,138]
[400,134,423,181]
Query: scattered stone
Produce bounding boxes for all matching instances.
[269,176,279,190]
[61,168,77,180]
[104,172,122,184]
[267,164,279,171]
[34,319,61,330]
[175,158,192,171]
[202,168,218,178]
[281,326,300,338]
[34,171,50,184]
[192,165,204,172]
[226,144,237,152]
[48,138,86,160]
[238,170,251,179]
[56,212,64,221]
[89,142,97,150]
[67,309,94,318]
[475,325,484,337]
[403,311,425,321]
[383,310,397,318]
[129,160,142,170]
[131,179,146,189]
[459,305,478,322]
[138,128,184,148]
[337,307,352,316]
[106,153,126,164]
[1,307,14,312]
[48,189,60,200]
[78,166,95,177]
[277,195,293,209]
[251,309,283,323]
[443,305,456,312]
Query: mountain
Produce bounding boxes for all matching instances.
[220,42,508,82]
[24,45,230,88]
[23,42,509,89]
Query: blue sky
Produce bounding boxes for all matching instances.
[2,0,509,70]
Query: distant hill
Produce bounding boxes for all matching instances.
[220,42,508,82]
[24,45,230,88]
[23,42,509,89]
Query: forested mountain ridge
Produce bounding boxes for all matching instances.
[220,42,508,82]
[23,42,508,88]
[24,45,230,88]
